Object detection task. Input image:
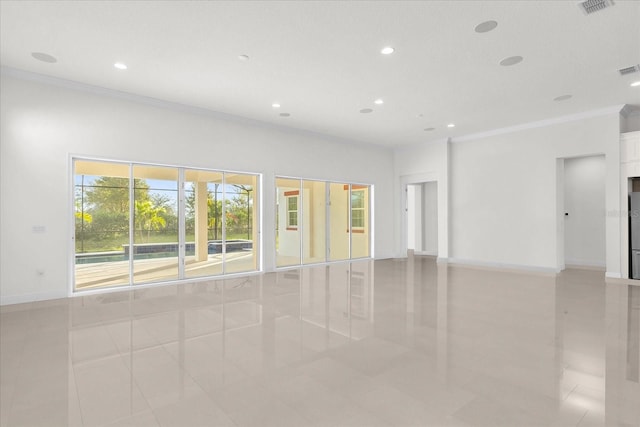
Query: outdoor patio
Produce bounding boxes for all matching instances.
[75,251,256,289]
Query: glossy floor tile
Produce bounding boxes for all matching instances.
[1,257,639,426]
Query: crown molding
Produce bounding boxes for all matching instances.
[451,105,626,144]
[395,137,449,152]
[1,66,392,153]
[620,104,640,118]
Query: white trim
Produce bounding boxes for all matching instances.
[68,154,76,297]
[1,290,67,306]
[605,272,623,279]
[564,259,606,269]
[70,156,263,293]
[446,258,560,275]
[451,105,625,143]
[1,66,391,151]
[620,104,640,118]
[605,275,640,285]
[395,137,450,152]
[415,251,438,256]
[370,185,375,259]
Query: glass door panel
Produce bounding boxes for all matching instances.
[225,173,259,274]
[74,160,130,290]
[350,185,370,259]
[132,165,179,284]
[329,182,350,261]
[276,178,301,267]
[184,169,224,278]
[302,180,326,264]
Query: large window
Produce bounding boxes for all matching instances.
[276,177,371,266]
[73,159,260,291]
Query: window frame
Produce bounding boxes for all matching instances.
[286,194,298,230]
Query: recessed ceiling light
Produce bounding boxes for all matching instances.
[499,56,523,66]
[31,52,57,63]
[238,54,250,61]
[380,47,395,55]
[272,103,281,108]
[114,62,127,70]
[374,99,384,105]
[475,20,498,33]
[424,127,435,131]
[554,94,572,101]
[280,113,290,117]
[447,123,455,128]
[631,81,640,87]
[360,108,373,114]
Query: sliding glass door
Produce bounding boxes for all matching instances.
[302,180,326,264]
[350,185,370,259]
[275,177,372,266]
[184,169,224,278]
[132,165,179,284]
[329,182,350,262]
[276,178,301,267]
[74,160,131,290]
[225,173,259,274]
[73,159,260,291]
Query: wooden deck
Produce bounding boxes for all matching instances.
[75,252,256,289]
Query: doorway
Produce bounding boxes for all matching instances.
[407,182,438,256]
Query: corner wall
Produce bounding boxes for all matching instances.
[0,71,395,305]
[394,109,622,275]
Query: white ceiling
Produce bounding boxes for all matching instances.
[1,0,639,147]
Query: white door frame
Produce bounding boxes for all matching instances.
[399,172,447,260]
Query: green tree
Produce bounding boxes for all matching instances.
[85,177,149,213]
[134,199,167,242]
[185,183,223,240]
[227,185,252,239]
[77,176,150,250]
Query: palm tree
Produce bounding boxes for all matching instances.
[134,199,167,242]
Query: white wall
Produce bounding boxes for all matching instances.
[621,111,640,133]
[406,182,437,255]
[449,113,619,272]
[407,184,419,250]
[394,110,622,275]
[395,140,449,259]
[0,71,395,304]
[563,156,606,267]
[422,181,438,256]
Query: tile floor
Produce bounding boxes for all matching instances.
[1,257,639,426]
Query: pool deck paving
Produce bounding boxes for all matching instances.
[75,252,255,289]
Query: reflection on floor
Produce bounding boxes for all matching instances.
[1,257,639,426]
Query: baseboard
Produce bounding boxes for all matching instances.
[415,251,438,256]
[565,264,606,271]
[605,272,622,279]
[565,259,606,270]
[0,290,68,306]
[605,275,640,286]
[446,258,559,275]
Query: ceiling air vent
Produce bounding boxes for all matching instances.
[619,65,640,76]
[579,0,614,14]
